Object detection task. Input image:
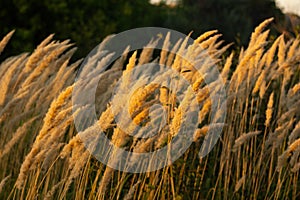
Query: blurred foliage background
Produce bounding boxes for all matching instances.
[0,0,284,60]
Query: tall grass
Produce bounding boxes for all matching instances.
[0,18,299,199]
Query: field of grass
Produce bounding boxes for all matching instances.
[0,18,299,199]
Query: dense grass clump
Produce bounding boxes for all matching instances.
[0,19,299,199]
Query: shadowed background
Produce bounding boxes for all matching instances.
[0,0,286,60]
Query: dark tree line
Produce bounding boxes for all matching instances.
[163,0,283,46]
[0,0,284,59]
